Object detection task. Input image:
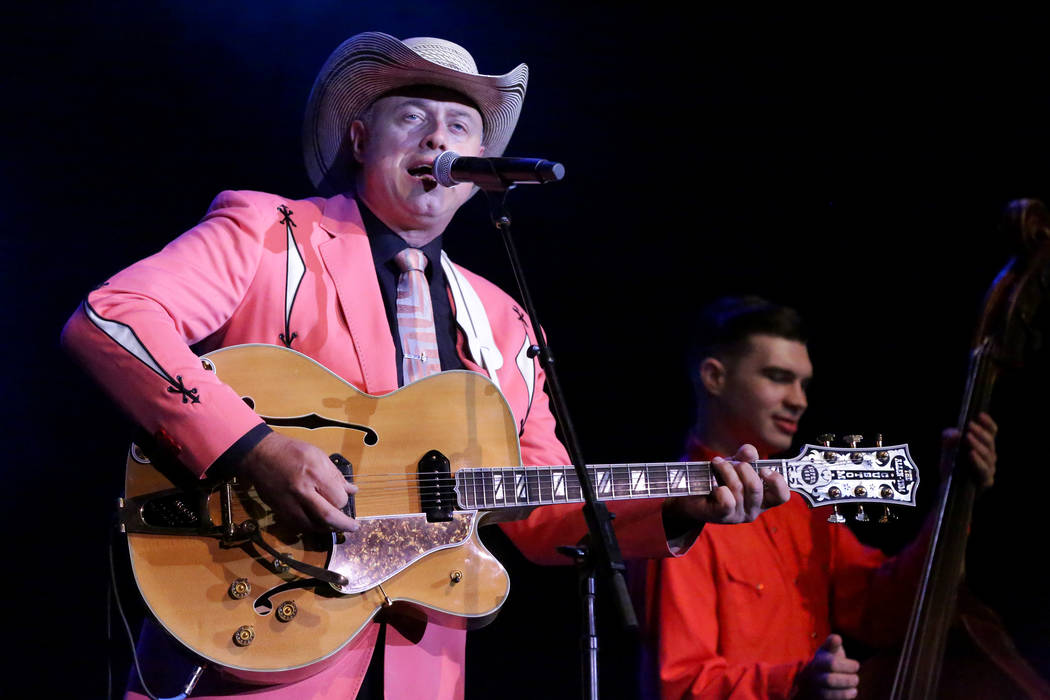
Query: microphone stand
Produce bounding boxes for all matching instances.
[479,181,638,700]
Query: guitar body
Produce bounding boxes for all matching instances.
[124,344,518,680]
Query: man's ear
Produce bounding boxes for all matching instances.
[349,120,366,164]
[699,357,727,397]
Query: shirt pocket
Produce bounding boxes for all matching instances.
[716,557,789,653]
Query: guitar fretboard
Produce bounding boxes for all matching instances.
[454,461,785,510]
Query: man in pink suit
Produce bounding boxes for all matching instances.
[63,33,789,699]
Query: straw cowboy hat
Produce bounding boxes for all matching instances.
[303,31,529,195]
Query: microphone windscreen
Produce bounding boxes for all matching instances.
[433,151,461,187]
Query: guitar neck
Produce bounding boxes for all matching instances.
[455,459,786,510]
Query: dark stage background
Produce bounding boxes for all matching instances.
[5,4,1050,698]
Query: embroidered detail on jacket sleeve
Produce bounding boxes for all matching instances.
[277,204,304,348]
[83,301,201,404]
[515,333,537,437]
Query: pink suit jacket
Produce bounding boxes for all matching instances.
[63,190,677,699]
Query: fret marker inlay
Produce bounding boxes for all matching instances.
[596,469,612,496]
[631,469,648,493]
[553,471,566,499]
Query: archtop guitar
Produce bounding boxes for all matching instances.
[119,344,919,681]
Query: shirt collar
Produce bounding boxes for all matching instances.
[358,202,445,279]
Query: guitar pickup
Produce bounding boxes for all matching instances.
[419,450,454,523]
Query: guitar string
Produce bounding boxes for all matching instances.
[322,459,788,479]
[341,464,718,486]
[329,458,905,504]
[341,468,719,483]
[254,455,904,506]
[329,463,791,500]
[341,464,716,489]
[345,479,716,495]
[337,464,720,504]
[325,458,847,508]
[341,458,901,489]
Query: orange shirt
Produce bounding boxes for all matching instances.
[645,442,920,699]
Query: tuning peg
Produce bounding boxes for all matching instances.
[878,506,897,524]
[874,434,889,464]
[854,505,869,522]
[818,434,838,462]
[845,434,865,464]
[827,506,847,524]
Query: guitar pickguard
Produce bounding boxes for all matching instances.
[327,512,475,594]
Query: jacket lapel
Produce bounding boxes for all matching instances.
[318,194,399,394]
[441,252,503,389]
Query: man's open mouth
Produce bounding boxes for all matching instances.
[407,164,438,192]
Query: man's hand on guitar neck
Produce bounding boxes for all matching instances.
[237,432,359,533]
[662,443,790,529]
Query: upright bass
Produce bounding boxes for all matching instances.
[885,199,1050,699]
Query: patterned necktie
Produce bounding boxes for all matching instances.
[394,248,443,384]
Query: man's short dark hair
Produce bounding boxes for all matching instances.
[689,296,807,390]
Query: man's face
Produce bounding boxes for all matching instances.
[715,334,812,456]
[350,93,484,239]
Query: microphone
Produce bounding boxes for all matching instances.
[432,151,565,190]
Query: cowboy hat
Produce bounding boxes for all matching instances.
[303,32,528,195]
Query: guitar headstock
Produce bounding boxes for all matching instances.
[783,442,919,510]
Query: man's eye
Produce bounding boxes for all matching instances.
[764,370,793,383]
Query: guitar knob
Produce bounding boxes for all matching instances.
[228,578,251,600]
[854,505,869,522]
[276,600,298,622]
[233,625,255,647]
[827,506,846,524]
